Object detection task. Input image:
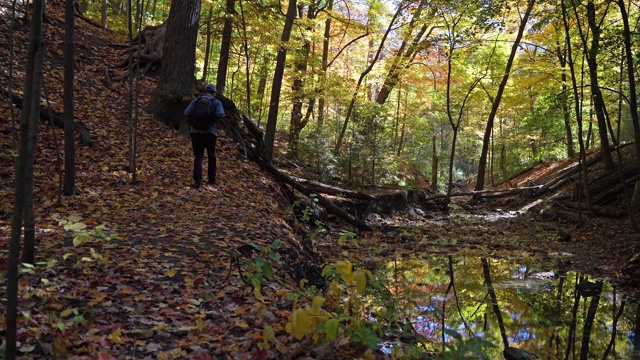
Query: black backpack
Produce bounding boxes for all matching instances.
[188,97,215,130]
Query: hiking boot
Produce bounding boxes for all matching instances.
[193,182,201,189]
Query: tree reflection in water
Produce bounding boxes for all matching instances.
[365,257,639,359]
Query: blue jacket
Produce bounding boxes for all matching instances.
[184,94,225,135]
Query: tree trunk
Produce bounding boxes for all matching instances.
[239,0,251,116]
[317,0,333,126]
[117,22,167,76]
[255,51,268,125]
[64,0,76,196]
[6,1,45,358]
[482,258,510,348]
[101,0,108,28]
[264,0,297,161]
[145,0,201,126]
[475,0,534,191]
[556,39,575,158]
[288,5,313,159]
[616,0,640,165]
[201,8,213,82]
[432,135,438,190]
[217,0,235,95]
[583,0,615,170]
[579,280,603,360]
[560,0,595,214]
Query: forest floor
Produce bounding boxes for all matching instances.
[1,2,639,359]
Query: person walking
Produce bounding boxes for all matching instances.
[184,84,225,188]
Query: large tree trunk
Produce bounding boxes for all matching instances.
[145,0,201,127]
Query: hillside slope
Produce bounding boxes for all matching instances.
[0,3,333,358]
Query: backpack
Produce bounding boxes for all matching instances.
[188,97,216,130]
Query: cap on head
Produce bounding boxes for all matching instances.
[205,84,216,93]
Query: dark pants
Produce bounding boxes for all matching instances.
[191,133,217,185]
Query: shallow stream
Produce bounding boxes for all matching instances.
[364,256,640,359]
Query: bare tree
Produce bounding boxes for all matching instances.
[6,1,46,358]
[64,0,76,196]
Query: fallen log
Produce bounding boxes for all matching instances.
[74,3,104,29]
[423,186,543,201]
[1,88,92,146]
[587,164,639,205]
[290,176,376,200]
[265,162,373,231]
[535,155,600,197]
[215,93,373,231]
[558,201,627,218]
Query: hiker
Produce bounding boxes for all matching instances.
[184,84,225,188]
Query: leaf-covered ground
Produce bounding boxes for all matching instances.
[1,2,639,359]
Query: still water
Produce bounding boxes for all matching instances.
[365,257,640,359]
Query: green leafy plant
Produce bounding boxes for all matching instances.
[245,241,281,301]
[286,259,380,347]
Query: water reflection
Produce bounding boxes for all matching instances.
[365,257,640,359]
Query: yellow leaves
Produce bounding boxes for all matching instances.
[327,280,340,293]
[289,308,314,340]
[324,318,340,340]
[165,269,178,278]
[262,324,276,349]
[65,222,87,232]
[254,287,265,302]
[53,335,70,357]
[287,295,331,340]
[335,260,352,277]
[108,328,124,344]
[311,296,325,314]
[72,232,90,246]
[355,271,367,293]
[196,318,208,332]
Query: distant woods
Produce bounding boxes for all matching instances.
[77,0,640,195]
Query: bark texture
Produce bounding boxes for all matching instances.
[146,0,201,126]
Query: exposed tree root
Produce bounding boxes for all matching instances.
[1,88,92,146]
[117,23,167,78]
